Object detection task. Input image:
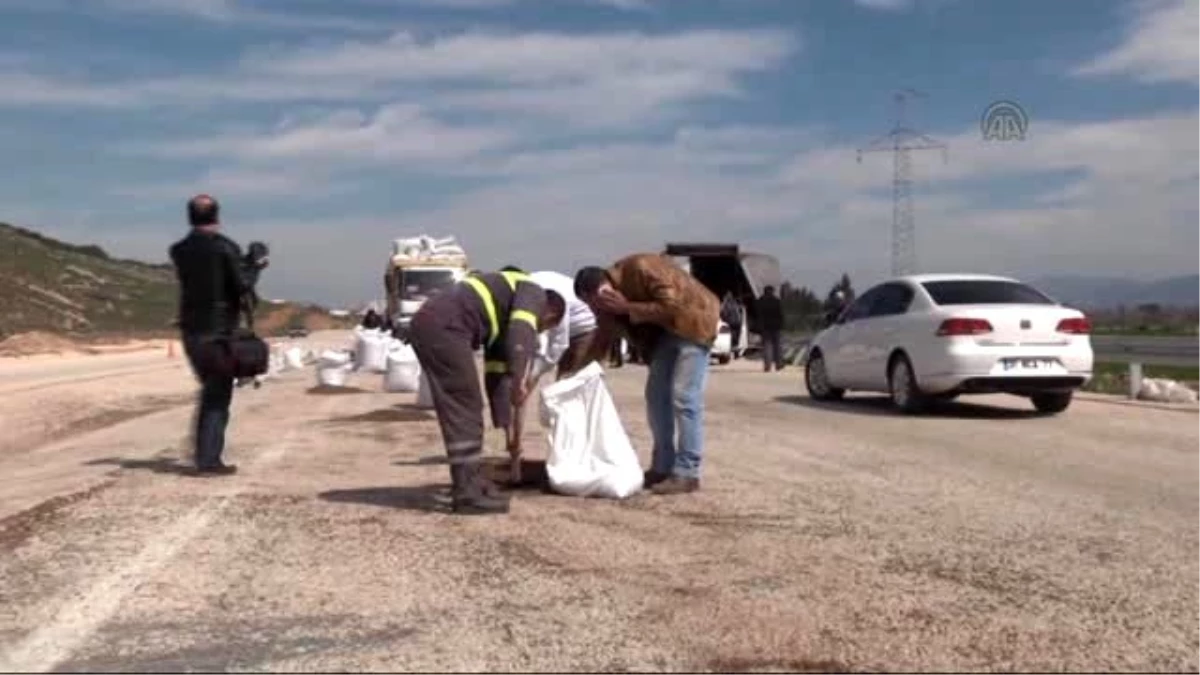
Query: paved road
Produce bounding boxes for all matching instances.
[0,337,1196,672]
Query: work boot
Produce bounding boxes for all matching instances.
[450,462,510,515]
[650,475,700,495]
[643,470,670,489]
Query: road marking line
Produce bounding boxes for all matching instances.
[0,392,337,673]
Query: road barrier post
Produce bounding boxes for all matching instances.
[1128,362,1142,400]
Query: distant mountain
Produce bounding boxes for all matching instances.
[1032,274,1199,309]
[0,222,353,338]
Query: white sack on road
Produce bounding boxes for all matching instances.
[384,342,421,393]
[284,346,305,371]
[539,361,643,499]
[1139,377,1198,404]
[354,329,388,373]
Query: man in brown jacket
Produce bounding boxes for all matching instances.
[573,253,720,495]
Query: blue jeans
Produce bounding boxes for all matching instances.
[645,334,710,479]
[182,333,235,469]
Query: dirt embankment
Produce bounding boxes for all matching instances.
[0,331,167,359]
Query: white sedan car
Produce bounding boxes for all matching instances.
[804,274,1094,414]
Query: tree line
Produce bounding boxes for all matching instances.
[777,273,856,332]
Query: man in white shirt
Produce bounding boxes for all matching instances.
[505,269,604,477]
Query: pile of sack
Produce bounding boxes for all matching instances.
[390,235,466,264]
[1137,378,1198,404]
[313,327,434,407]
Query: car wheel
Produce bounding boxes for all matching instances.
[1031,391,1072,414]
[888,354,928,414]
[805,350,844,401]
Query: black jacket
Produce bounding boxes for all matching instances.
[757,294,784,333]
[169,229,251,335]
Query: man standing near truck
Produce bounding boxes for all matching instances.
[573,253,720,495]
[408,269,565,515]
[757,285,785,372]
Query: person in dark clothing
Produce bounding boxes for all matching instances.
[408,269,565,515]
[756,285,785,372]
[169,194,256,475]
[241,241,270,315]
[361,309,383,330]
[720,292,744,354]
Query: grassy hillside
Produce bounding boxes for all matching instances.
[0,222,178,337]
[0,222,354,340]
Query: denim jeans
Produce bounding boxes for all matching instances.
[182,333,235,469]
[645,333,710,479]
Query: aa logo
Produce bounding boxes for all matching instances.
[981,100,1028,141]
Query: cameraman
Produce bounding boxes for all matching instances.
[169,194,260,475]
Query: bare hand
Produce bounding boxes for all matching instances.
[595,287,630,314]
[511,378,530,406]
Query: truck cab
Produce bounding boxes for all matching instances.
[385,236,470,340]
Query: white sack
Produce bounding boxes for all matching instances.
[284,346,305,371]
[416,370,435,408]
[355,330,389,373]
[1163,380,1199,404]
[384,343,422,393]
[1138,378,1165,401]
[539,361,643,499]
[319,350,352,368]
[317,364,351,388]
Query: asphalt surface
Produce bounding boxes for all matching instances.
[0,333,1196,672]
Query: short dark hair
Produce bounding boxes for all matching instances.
[764,285,776,294]
[187,194,220,227]
[573,266,608,297]
[500,265,525,273]
[545,289,566,317]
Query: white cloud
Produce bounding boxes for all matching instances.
[8,0,389,31]
[1072,0,1199,86]
[140,104,515,164]
[0,27,796,130]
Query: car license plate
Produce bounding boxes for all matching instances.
[1001,358,1056,371]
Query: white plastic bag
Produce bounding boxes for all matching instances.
[416,370,434,408]
[539,361,643,499]
[384,343,422,393]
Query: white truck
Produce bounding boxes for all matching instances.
[384,235,470,340]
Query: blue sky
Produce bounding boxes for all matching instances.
[0,0,1196,306]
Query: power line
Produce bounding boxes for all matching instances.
[856,88,948,277]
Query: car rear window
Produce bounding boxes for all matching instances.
[921,280,1055,305]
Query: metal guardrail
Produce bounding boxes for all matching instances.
[775,333,1197,366]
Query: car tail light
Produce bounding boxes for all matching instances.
[1056,316,1091,334]
[936,317,993,336]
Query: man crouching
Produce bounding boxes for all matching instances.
[408,269,565,515]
